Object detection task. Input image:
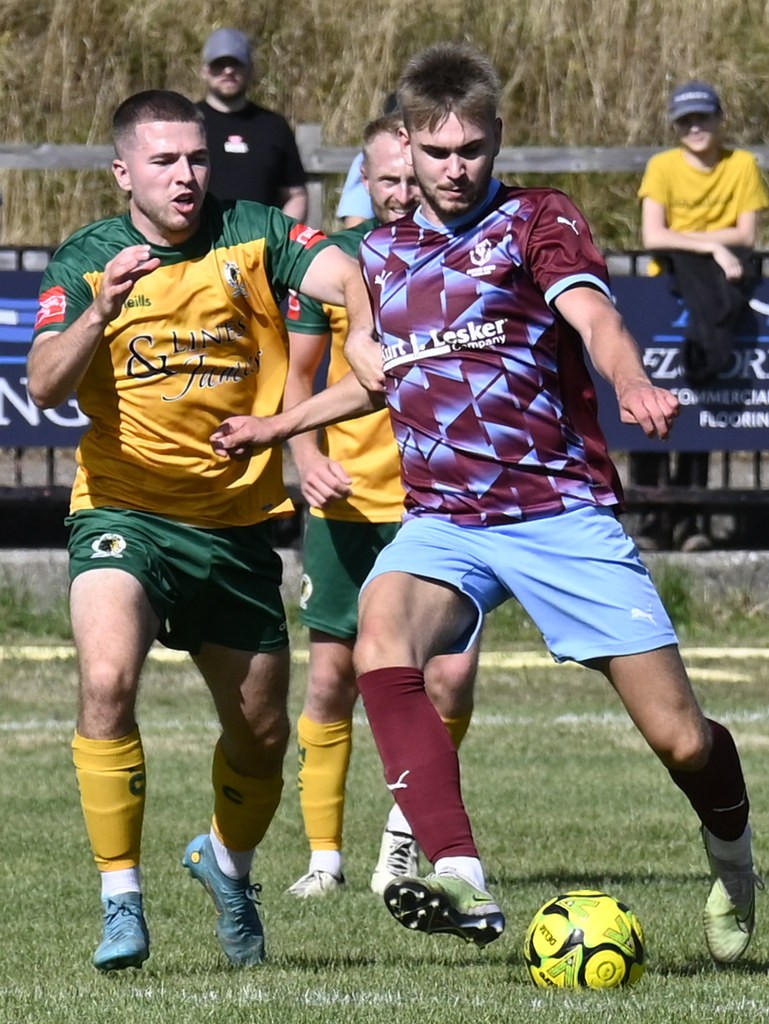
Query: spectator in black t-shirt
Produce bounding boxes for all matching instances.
[197,28,309,220]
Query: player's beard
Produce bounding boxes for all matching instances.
[131,193,203,245]
[417,171,492,224]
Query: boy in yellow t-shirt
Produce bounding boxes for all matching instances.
[633,80,769,551]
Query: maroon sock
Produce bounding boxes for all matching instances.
[668,719,749,841]
[357,666,478,863]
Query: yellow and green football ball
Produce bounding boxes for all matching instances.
[523,889,645,990]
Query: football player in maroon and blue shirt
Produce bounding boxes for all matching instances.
[212,43,759,965]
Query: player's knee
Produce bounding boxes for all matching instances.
[306,662,357,717]
[238,713,290,772]
[654,719,712,771]
[424,656,476,708]
[79,664,139,720]
[352,624,394,675]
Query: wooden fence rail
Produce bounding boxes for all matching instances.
[3,132,769,174]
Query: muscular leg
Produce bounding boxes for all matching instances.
[193,643,290,869]
[291,632,358,887]
[69,568,159,970]
[71,569,159,740]
[593,644,756,963]
[369,638,479,893]
[593,645,748,839]
[70,569,158,873]
[424,645,477,741]
[354,572,480,868]
[180,643,290,967]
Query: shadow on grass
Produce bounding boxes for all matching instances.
[489,869,708,888]
[654,956,769,977]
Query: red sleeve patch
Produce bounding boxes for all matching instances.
[34,285,68,330]
[289,224,327,250]
[286,290,302,321]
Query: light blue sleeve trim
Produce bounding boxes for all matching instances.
[544,274,611,307]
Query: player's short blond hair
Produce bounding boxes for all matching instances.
[397,43,500,133]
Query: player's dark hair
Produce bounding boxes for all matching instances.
[397,42,500,132]
[112,90,205,154]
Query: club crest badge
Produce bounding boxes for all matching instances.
[90,533,127,559]
[468,239,496,278]
[224,260,249,298]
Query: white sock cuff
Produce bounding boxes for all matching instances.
[434,855,486,890]
[308,849,344,877]
[210,827,254,880]
[100,866,141,899]
[705,823,753,863]
[385,804,412,835]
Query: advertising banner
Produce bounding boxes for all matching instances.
[598,277,769,452]
[0,269,88,446]
[2,267,769,451]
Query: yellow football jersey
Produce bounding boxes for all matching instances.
[34,199,333,527]
[287,219,404,523]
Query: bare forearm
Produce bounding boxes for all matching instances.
[27,305,110,408]
[643,225,754,252]
[211,371,383,458]
[282,371,381,436]
[556,286,679,438]
[583,312,649,394]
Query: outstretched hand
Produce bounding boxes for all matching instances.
[95,245,161,324]
[211,416,286,459]
[618,382,680,439]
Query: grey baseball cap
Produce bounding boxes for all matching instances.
[668,81,722,122]
[202,28,251,66]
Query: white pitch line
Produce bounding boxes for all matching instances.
[2,645,769,666]
[5,707,769,735]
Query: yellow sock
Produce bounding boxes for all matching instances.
[442,710,472,749]
[297,714,352,852]
[211,739,283,852]
[71,728,145,872]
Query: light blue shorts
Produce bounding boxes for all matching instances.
[360,504,677,663]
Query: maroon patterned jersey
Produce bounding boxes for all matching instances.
[359,181,624,524]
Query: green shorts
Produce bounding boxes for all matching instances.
[67,508,288,654]
[299,515,400,639]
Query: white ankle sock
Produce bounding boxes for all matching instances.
[100,867,141,899]
[308,850,343,877]
[434,856,486,890]
[210,828,254,880]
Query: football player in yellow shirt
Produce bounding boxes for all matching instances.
[26,89,373,972]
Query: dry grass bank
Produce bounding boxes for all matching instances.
[1,0,769,245]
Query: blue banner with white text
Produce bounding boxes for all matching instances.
[596,276,769,452]
[2,267,769,450]
[0,269,89,446]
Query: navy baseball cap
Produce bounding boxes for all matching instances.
[202,28,251,66]
[668,81,722,122]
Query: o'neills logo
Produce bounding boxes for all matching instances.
[382,318,507,368]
